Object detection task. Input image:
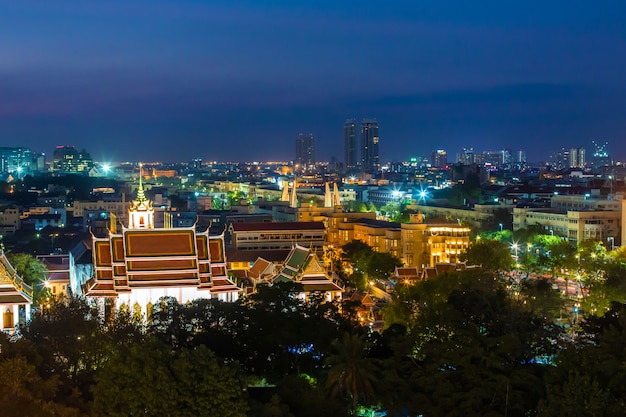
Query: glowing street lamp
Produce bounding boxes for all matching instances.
[498,223,503,232]
[608,236,615,251]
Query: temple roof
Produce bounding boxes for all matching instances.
[0,252,33,304]
[271,244,343,293]
[89,226,239,297]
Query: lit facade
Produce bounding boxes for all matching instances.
[0,251,32,334]
[513,195,623,245]
[81,172,240,312]
[360,119,379,173]
[344,119,358,171]
[401,216,471,268]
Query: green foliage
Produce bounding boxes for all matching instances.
[325,333,379,414]
[0,356,84,417]
[342,201,367,213]
[93,340,248,417]
[541,303,626,416]
[461,238,514,271]
[382,269,562,416]
[341,240,402,285]
[7,253,48,302]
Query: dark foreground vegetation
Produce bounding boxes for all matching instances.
[2,266,626,416]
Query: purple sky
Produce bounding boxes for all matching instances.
[1,1,625,163]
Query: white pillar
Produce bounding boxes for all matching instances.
[25,303,31,322]
[12,304,19,328]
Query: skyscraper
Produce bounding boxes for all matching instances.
[360,119,379,172]
[430,149,447,169]
[295,133,315,166]
[344,119,357,171]
[569,147,586,168]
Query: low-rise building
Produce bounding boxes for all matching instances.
[401,214,471,269]
[229,221,326,254]
[513,194,623,246]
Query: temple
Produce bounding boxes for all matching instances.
[0,250,32,334]
[82,164,240,310]
[252,244,344,301]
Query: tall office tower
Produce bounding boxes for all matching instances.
[457,147,475,165]
[592,141,610,168]
[550,147,569,170]
[344,119,357,171]
[295,133,315,166]
[430,149,448,169]
[192,158,203,169]
[502,149,512,167]
[0,147,34,175]
[569,147,586,168]
[515,149,526,165]
[360,119,379,172]
[483,150,504,167]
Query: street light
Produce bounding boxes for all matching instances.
[499,223,503,232]
[608,237,615,251]
[512,243,519,267]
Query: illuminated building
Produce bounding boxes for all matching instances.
[344,119,358,171]
[37,254,71,297]
[0,251,32,334]
[360,119,379,173]
[570,147,586,168]
[52,146,93,173]
[258,244,343,301]
[81,166,240,313]
[0,147,34,177]
[295,133,315,167]
[430,149,448,169]
[401,215,471,268]
[513,195,622,245]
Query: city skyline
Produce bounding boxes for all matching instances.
[1,1,625,163]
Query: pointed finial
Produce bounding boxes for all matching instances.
[136,162,146,203]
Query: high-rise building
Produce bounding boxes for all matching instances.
[0,147,34,176]
[52,146,93,173]
[569,147,586,168]
[360,119,379,172]
[457,147,475,165]
[344,119,357,171]
[295,133,315,166]
[592,141,611,168]
[550,147,570,170]
[430,149,448,169]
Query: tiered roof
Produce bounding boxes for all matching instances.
[87,227,239,296]
[0,251,33,304]
[272,244,343,293]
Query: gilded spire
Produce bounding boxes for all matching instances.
[129,162,154,228]
[136,163,147,204]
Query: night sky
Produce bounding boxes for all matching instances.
[2,1,626,163]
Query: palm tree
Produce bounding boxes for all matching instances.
[325,333,378,415]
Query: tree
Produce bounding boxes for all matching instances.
[540,303,626,416]
[22,297,108,403]
[381,269,562,416]
[7,253,48,302]
[461,239,514,272]
[92,340,248,417]
[0,357,84,417]
[365,251,402,280]
[326,333,378,415]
